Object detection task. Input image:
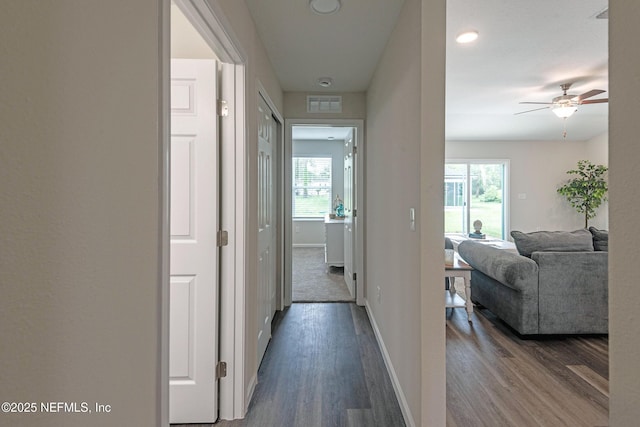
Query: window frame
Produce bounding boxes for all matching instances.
[444,159,510,239]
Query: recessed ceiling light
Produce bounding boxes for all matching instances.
[310,0,341,15]
[456,30,479,44]
[317,77,333,87]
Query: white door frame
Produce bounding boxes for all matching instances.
[284,119,365,306]
[163,0,248,421]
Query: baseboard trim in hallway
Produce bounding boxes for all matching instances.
[364,300,416,427]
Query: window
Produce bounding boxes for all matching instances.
[293,157,332,218]
[445,161,508,239]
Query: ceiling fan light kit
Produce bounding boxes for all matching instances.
[309,0,341,15]
[516,82,608,119]
[552,104,578,118]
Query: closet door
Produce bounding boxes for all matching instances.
[169,59,219,424]
[257,95,277,365]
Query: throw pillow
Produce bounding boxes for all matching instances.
[589,226,609,251]
[510,229,594,257]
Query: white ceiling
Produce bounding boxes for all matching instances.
[446,0,608,141]
[245,0,609,142]
[245,0,405,92]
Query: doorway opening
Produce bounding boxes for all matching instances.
[284,120,365,307]
[291,126,354,302]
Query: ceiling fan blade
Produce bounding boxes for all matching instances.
[519,102,553,105]
[580,98,609,104]
[514,106,550,115]
[573,89,606,102]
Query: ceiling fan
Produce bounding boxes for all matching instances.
[515,83,608,118]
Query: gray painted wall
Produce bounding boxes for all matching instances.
[609,1,640,424]
[0,1,164,425]
[446,134,609,233]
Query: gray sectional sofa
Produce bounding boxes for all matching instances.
[457,228,608,335]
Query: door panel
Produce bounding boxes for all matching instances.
[169,275,195,378]
[343,130,355,297]
[169,59,218,424]
[257,95,277,365]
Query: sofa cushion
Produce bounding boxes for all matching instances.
[589,226,609,251]
[457,240,538,292]
[510,229,594,258]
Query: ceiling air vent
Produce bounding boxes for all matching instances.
[307,95,342,113]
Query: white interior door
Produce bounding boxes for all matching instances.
[257,95,277,365]
[169,59,219,424]
[343,129,355,297]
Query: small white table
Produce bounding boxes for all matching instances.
[324,215,344,268]
[445,253,473,322]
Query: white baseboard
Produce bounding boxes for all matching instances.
[364,300,416,427]
[292,243,325,248]
[245,373,257,415]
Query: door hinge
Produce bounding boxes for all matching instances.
[353,273,357,281]
[353,209,357,218]
[216,361,227,379]
[217,230,229,247]
[353,146,358,155]
[217,99,229,117]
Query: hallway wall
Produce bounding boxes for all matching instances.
[0,1,165,425]
[365,0,446,424]
[609,1,640,424]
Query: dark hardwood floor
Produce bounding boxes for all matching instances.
[173,302,608,427]
[446,306,608,427]
[172,303,405,427]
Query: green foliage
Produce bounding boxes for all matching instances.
[482,185,502,203]
[557,160,608,228]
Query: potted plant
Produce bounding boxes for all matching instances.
[557,160,608,228]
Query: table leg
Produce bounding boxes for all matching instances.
[464,275,473,322]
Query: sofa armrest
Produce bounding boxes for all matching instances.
[532,251,608,334]
[458,240,538,292]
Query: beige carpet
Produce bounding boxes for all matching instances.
[292,247,354,302]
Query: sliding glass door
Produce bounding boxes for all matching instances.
[445,161,508,239]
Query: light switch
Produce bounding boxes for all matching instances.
[409,207,416,231]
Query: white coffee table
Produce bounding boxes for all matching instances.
[445,253,473,322]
